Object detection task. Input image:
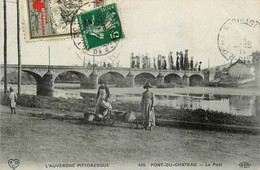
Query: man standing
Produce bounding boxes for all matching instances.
[9,87,17,114]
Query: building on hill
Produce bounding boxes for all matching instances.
[209,63,230,72]
[210,60,255,87]
[228,60,254,78]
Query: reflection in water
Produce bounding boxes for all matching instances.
[114,93,258,116]
[229,96,252,113]
[1,84,258,116]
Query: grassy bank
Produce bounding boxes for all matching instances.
[2,105,259,167]
[1,92,259,127]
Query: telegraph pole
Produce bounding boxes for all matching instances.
[4,0,7,94]
[17,0,21,96]
[208,58,210,70]
[48,46,51,70]
[93,54,95,71]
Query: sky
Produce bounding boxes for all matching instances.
[0,0,259,68]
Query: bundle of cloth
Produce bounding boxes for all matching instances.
[125,111,143,129]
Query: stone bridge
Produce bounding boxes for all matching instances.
[1,64,215,96]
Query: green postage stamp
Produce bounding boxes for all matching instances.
[77,3,125,50]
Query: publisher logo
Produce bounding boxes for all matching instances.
[8,159,20,170]
[239,162,251,168]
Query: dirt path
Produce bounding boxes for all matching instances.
[0,105,259,169]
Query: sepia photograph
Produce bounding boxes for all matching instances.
[0,0,260,169]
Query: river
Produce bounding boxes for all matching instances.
[2,83,260,116]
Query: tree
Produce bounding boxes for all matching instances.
[184,49,189,70]
[162,56,167,69]
[17,0,22,96]
[131,56,135,68]
[251,51,260,88]
[130,52,135,68]
[168,52,173,70]
[142,55,146,69]
[214,66,222,80]
[153,58,157,69]
[176,52,180,70]
[4,0,7,94]
[135,56,140,68]
[157,54,162,70]
[252,51,260,68]
[180,51,184,70]
[190,56,194,70]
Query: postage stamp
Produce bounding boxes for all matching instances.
[24,0,88,40]
[70,0,121,56]
[218,18,260,63]
[77,3,125,50]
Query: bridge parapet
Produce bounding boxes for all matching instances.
[1,64,216,97]
[1,64,212,79]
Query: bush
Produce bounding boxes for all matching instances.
[0,93,10,105]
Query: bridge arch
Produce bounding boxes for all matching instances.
[134,73,157,86]
[54,71,89,88]
[164,73,182,84]
[22,70,42,82]
[98,72,127,87]
[1,70,42,88]
[189,74,204,86]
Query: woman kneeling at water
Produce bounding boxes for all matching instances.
[141,82,155,130]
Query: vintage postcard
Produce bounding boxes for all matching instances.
[0,0,260,170]
[23,0,119,41]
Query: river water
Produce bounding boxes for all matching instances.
[2,83,259,116]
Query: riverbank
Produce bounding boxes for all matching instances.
[2,83,260,96]
[57,85,260,96]
[1,92,259,127]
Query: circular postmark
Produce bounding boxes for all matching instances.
[218,18,260,63]
[70,2,119,57]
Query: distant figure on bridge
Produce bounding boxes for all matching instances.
[107,63,112,68]
[87,61,92,67]
[95,80,111,118]
[198,61,202,71]
[141,82,155,131]
[9,87,17,114]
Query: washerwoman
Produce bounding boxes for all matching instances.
[95,80,110,118]
[141,82,155,130]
